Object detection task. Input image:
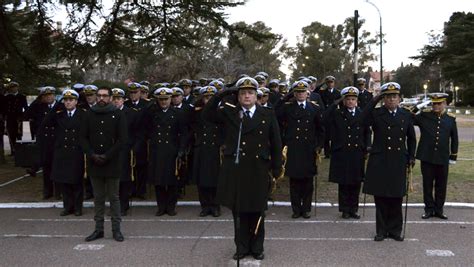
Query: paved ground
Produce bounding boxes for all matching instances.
[0,206,472,266]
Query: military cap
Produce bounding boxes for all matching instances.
[236,77,258,90]
[257,89,264,97]
[61,89,79,100]
[256,71,269,79]
[140,80,150,86]
[84,84,98,95]
[300,77,312,85]
[209,80,225,91]
[141,85,149,92]
[325,75,336,82]
[278,82,289,93]
[308,76,318,83]
[162,82,171,88]
[171,87,184,96]
[268,79,280,87]
[297,76,308,81]
[341,86,359,97]
[112,88,126,97]
[200,86,217,96]
[39,86,56,95]
[153,87,172,99]
[356,78,366,85]
[291,80,309,92]
[127,82,142,92]
[198,78,208,86]
[429,93,449,103]
[179,79,192,87]
[193,86,202,96]
[217,77,225,83]
[7,81,19,88]
[254,74,266,83]
[259,87,270,95]
[380,82,401,95]
[72,83,85,91]
[192,80,200,86]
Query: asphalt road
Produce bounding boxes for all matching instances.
[0,206,472,266]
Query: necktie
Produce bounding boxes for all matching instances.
[68,111,72,118]
[299,103,305,109]
[245,110,251,119]
[351,111,355,116]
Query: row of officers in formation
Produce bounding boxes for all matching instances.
[1,73,458,261]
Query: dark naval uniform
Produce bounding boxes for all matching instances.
[174,102,194,198]
[118,106,139,215]
[4,91,28,153]
[125,98,150,198]
[43,107,85,215]
[77,101,96,199]
[141,104,187,215]
[203,84,282,259]
[357,89,373,109]
[37,101,64,199]
[80,103,128,233]
[276,96,324,218]
[323,102,369,217]
[414,109,458,218]
[361,85,416,240]
[320,87,341,157]
[191,103,223,216]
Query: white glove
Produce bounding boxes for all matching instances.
[416,100,431,110]
[449,160,456,165]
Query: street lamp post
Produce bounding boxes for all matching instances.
[423,84,428,101]
[455,86,460,103]
[366,0,383,85]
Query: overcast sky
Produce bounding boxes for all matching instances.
[225,0,474,76]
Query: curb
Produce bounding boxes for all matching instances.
[0,201,473,209]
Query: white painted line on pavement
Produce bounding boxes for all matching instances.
[426,250,455,257]
[1,234,418,242]
[17,218,474,225]
[2,201,473,208]
[229,259,261,266]
[73,244,105,251]
[0,170,43,188]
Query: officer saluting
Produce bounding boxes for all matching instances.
[203,77,282,261]
[323,87,370,219]
[414,93,458,220]
[275,80,324,219]
[361,82,416,242]
[42,89,85,216]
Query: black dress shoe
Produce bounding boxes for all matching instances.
[232,252,247,260]
[388,233,404,241]
[211,209,221,217]
[26,168,37,177]
[74,210,83,216]
[60,210,71,216]
[113,231,124,242]
[349,212,361,219]
[155,210,166,216]
[291,213,301,219]
[199,210,208,217]
[302,212,311,219]
[374,234,385,241]
[421,212,433,219]
[252,252,265,260]
[434,213,448,220]
[342,212,350,219]
[85,230,104,242]
[167,210,177,216]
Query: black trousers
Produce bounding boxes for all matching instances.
[134,164,147,196]
[6,118,21,153]
[198,186,219,211]
[338,183,361,213]
[119,181,132,212]
[42,164,60,198]
[61,182,83,212]
[155,185,177,212]
[421,161,449,214]
[84,176,94,198]
[289,177,313,214]
[374,196,403,236]
[232,211,265,255]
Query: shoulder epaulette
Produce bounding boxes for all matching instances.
[82,108,87,112]
[447,112,456,118]
[189,104,194,107]
[56,110,63,113]
[195,107,203,111]
[144,99,151,102]
[310,101,319,107]
[225,102,236,108]
[284,102,292,105]
[132,108,138,111]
